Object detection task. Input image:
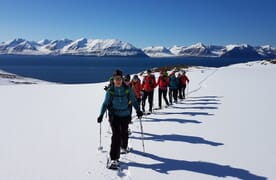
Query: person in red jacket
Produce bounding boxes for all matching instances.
[130,75,142,107]
[142,69,156,113]
[156,70,170,109]
[179,70,190,99]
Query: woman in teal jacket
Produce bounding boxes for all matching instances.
[97,69,143,169]
[169,71,179,104]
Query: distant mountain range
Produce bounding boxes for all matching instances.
[0,38,276,58]
[144,43,276,58]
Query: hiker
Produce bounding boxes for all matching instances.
[123,74,133,118]
[156,70,170,109]
[179,70,190,99]
[177,73,182,99]
[141,69,156,113]
[130,74,142,108]
[97,69,143,169]
[168,71,179,104]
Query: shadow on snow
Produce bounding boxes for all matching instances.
[128,96,268,179]
[171,106,218,110]
[156,111,214,116]
[127,150,267,180]
[142,117,202,124]
[131,131,223,146]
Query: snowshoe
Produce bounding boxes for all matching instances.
[143,111,151,115]
[120,147,132,154]
[106,159,120,170]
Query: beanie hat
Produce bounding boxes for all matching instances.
[133,75,139,80]
[124,74,130,81]
[113,69,123,77]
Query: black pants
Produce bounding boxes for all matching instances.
[158,88,169,107]
[142,90,154,112]
[169,88,178,104]
[178,86,183,99]
[109,115,130,160]
[182,84,187,99]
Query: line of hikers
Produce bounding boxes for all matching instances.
[97,69,189,169]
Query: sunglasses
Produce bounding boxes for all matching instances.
[114,77,122,81]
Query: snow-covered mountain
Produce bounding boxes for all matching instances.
[256,45,276,58]
[62,38,146,56]
[0,38,147,57]
[169,43,215,57]
[150,43,276,58]
[220,44,262,58]
[0,38,38,54]
[143,46,173,57]
[0,38,276,58]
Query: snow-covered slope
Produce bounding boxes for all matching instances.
[0,70,52,85]
[0,60,275,179]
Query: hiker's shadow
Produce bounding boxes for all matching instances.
[131,131,223,146]
[172,106,218,110]
[182,96,222,105]
[157,95,223,116]
[157,111,214,116]
[142,117,202,124]
[127,150,267,180]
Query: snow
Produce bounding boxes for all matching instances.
[0,70,52,85]
[0,60,275,179]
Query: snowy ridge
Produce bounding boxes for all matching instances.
[0,69,52,85]
[0,38,146,57]
[142,46,174,57]
[146,43,276,58]
[1,38,276,57]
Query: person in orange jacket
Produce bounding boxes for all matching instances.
[130,75,142,107]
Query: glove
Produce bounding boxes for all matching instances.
[97,114,103,123]
[136,110,143,118]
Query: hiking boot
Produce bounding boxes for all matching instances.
[107,159,119,169]
[120,147,131,154]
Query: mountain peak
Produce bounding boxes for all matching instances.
[0,38,275,58]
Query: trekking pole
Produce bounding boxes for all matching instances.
[139,117,145,153]
[98,123,103,151]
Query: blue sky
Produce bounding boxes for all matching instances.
[1,0,276,48]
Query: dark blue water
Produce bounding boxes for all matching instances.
[0,55,260,83]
